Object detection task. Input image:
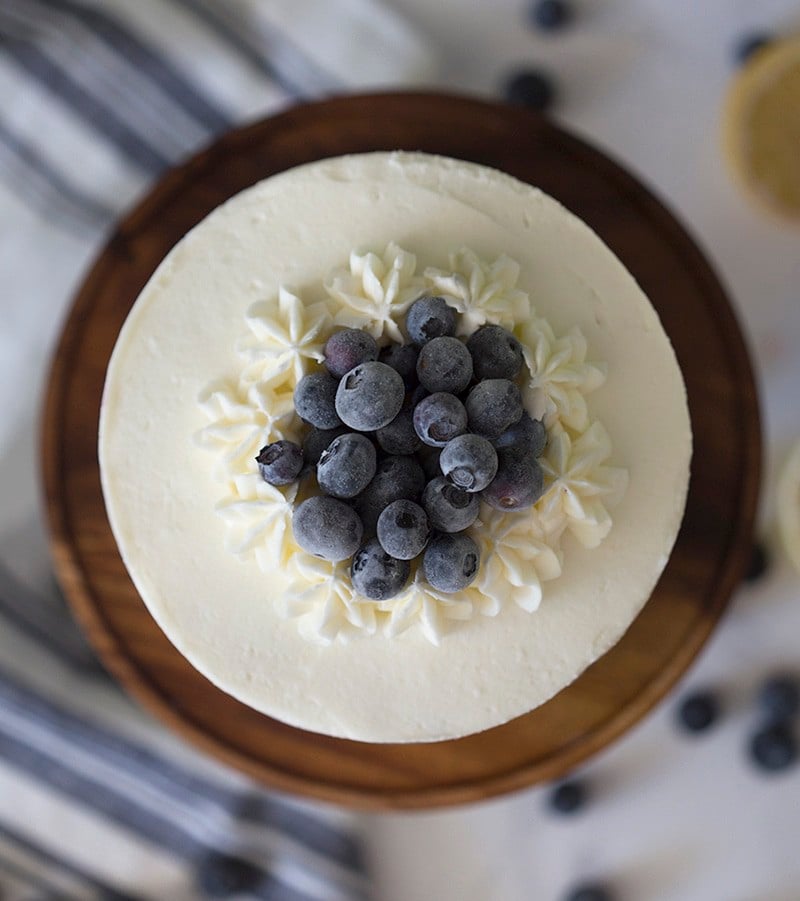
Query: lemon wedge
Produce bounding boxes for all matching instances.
[778,440,800,574]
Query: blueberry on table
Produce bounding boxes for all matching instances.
[465,379,523,440]
[323,328,378,378]
[379,342,419,388]
[482,447,544,512]
[423,476,481,533]
[413,392,468,447]
[676,690,719,734]
[548,779,588,815]
[492,411,547,457]
[294,371,342,430]
[417,336,473,394]
[351,537,411,600]
[733,31,773,66]
[423,533,480,593]
[317,432,377,499]
[292,496,363,561]
[354,455,427,533]
[440,433,498,493]
[758,675,800,720]
[255,440,303,486]
[377,499,430,560]
[302,426,347,465]
[530,0,572,31]
[406,295,457,346]
[744,540,770,582]
[504,69,556,112]
[335,361,405,431]
[563,884,613,901]
[467,324,524,380]
[376,398,423,455]
[749,721,797,772]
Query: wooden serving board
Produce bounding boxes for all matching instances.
[42,93,760,810]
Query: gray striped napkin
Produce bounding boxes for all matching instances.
[0,1,436,897]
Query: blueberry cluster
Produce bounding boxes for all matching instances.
[254,294,547,601]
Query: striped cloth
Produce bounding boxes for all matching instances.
[0,2,435,898]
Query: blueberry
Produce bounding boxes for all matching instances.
[466,324,524,380]
[492,411,547,457]
[406,295,457,346]
[440,434,498,493]
[676,691,719,734]
[335,361,405,431]
[376,397,423,455]
[744,541,770,582]
[416,336,473,394]
[379,342,419,388]
[410,383,430,407]
[294,371,342,430]
[758,675,800,720]
[255,440,303,486]
[548,779,587,815]
[465,379,523,440]
[563,884,613,901]
[292,496,363,560]
[504,69,556,112]
[423,476,480,533]
[423,533,480,593]
[482,447,544,512]
[354,455,426,533]
[413,392,468,448]
[351,537,411,600]
[733,31,772,66]
[377,499,430,560]
[317,433,377,499]
[530,0,572,31]
[196,852,262,897]
[749,721,797,772]
[324,328,378,378]
[302,426,347,465]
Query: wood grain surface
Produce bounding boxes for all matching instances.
[41,93,760,810]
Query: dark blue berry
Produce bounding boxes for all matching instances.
[302,426,347,465]
[423,476,480,533]
[549,779,588,815]
[376,397,423,455]
[413,392,468,448]
[733,31,772,66]
[749,721,797,772]
[406,295,457,346]
[745,541,770,582]
[423,533,480,593]
[504,69,556,112]
[335,361,405,431]
[531,0,572,31]
[292,495,363,560]
[354,455,426,533]
[492,411,547,456]
[379,342,419,388]
[324,328,378,378]
[758,675,800,720]
[377,499,430,560]
[676,691,719,734]
[440,434,498,493]
[351,537,410,600]
[255,440,303,486]
[466,324,524,380]
[563,884,613,901]
[196,852,262,897]
[482,447,544,511]
[317,433,377,499]
[294,371,342,429]
[416,336,473,394]
[465,379,523,439]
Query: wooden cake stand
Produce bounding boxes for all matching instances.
[42,93,760,810]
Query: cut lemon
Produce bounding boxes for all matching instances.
[722,36,800,220]
[777,439,800,575]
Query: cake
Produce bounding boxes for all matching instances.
[99,152,692,743]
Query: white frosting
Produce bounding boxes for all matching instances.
[99,152,692,743]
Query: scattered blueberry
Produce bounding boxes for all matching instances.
[465,379,523,439]
[440,434,498,493]
[467,324,524,381]
[548,779,588,815]
[317,433,377,499]
[294,371,342,430]
[504,68,556,112]
[676,691,720,734]
[196,852,263,897]
[302,425,347,465]
[379,342,419,388]
[492,411,547,457]
[354,455,426,533]
[423,476,481,533]
[413,392,468,448]
[406,295,458,346]
[335,361,405,431]
[423,532,480,593]
[292,495,363,561]
[324,328,378,378]
[351,537,411,600]
[758,675,800,720]
[733,31,773,66]
[377,499,430,560]
[749,721,797,772]
[563,884,613,901]
[482,447,544,511]
[744,541,770,583]
[255,440,303,486]
[530,0,572,31]
[416,336,473,394]
[376,398,423,455]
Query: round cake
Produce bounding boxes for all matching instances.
[99,152,692,743]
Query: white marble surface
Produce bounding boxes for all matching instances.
[362,1,800,899]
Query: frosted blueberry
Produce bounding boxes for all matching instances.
[377,499,430,560]
[317,433,377,499]
[422,476,480,532]
[294,371,342,430]
[423,533,480,593]
[416,336,473,394]
[292,496,363,561]
[351,538,411,600]
[335,361,404,431]
[440,434,498,493]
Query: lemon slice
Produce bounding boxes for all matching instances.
[777,440,800,574]
[722,36,800,220]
